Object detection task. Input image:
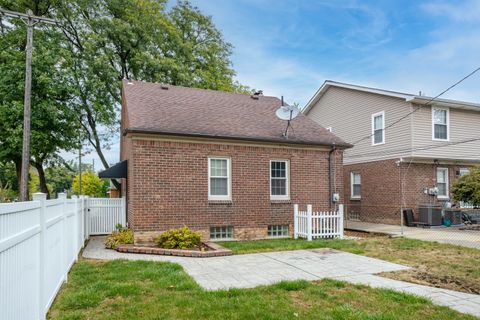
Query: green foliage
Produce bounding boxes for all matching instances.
[452,166,480,206]
[105,224,134,249]
[72,171,108,197]
[155,226,202,249]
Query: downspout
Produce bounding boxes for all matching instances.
[328,144,336,210]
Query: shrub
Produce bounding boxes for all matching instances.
[105,224,134,249]
[155,226,202,249]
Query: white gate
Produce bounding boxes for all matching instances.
[294,204,344,240]
[87,197,126,235]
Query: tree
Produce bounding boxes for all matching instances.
[54,0,245,179]
[0,0,79,199]
[72,171,108,197]
[452,166,480,207]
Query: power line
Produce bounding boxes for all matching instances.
[351,66,480,146]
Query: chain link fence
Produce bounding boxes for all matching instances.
[343,202,480,249]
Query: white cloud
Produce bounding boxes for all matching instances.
[422,0,480,22]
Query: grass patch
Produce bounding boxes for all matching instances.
[48,259,475,320]
[219,237,480,294]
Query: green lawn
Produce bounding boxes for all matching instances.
[219,237,480,294]
[48,259,475,320]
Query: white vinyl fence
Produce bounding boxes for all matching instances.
[0,193,126,320]
[294,204,344,240]
[87,197,126,235]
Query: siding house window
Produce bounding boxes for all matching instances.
[371,111,385,145]
[208,157,231,200]
[268,225,289,237]
[436,168,449,199]
[459,168,469,177]
[270,160,289,200]
[351,172,361,199]
[432,107,449,140]
[210,226,233,240]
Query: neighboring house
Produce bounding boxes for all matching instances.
[304,81,480,225]
[118,80,350,242]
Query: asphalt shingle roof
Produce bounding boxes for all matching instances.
[122,80,351,148]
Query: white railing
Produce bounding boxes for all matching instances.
[294,204,344,240]
[87,197,126,235]
[0,193,86,320]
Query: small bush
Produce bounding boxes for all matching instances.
[155,226,202,249]
[105,224,134,249]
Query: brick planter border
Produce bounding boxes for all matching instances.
[116,242,232,258]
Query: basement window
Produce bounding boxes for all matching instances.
[210,226,233,240]
[268,225,289,238]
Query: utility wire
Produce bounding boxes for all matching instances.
[351,66,480,146]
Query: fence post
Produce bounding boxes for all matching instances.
[33,192,46,320]
[121,196,126,227]
[293,204,299,239]
[58,193,68,282]
[71,195,79,260]
[84,196,89,238]
[307,204,312,241]
[339,204,344,239]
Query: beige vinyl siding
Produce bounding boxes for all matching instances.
[306,87,413,164]
[412,105,480,160]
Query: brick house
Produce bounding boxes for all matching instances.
[304,81,480,225]
[118,80,350,242]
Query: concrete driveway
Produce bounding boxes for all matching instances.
[83,237,480,317]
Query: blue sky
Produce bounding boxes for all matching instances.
[68,0,480,169]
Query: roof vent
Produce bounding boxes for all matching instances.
[250,90,263,100]
[161,85,169,90]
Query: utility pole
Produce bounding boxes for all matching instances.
[0,8,56,201]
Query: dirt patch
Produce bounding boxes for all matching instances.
[344,230,388,238]
[380,268,480,294]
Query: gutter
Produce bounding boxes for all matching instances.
[328,144,336,210]
[123,128,353,149]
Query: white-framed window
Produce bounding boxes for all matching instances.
[326,127,332,132]
[371,111,385,145]
[208,157,231,200]
[268,225,289,238]
[210,226,233,240]
[436,168,449,199]
[351,172,361,199]
[270,160,289,200]
[459,168,470,177]
[432,107,449,141]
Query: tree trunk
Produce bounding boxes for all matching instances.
[34,162,51,199]
[14,158,22,197]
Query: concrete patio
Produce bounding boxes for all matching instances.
[84,237,480,317]
[345,220,480,249]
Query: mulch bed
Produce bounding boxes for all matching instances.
[116,241,232,258]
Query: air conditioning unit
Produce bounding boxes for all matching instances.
[418,205,442,226]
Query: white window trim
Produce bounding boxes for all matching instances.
[371,111,385,146]
[350,172,361,199]
[326,126,332,132]
[208,157,231,201]
[436,167,449,199]
[270,160,290,200]
[432,107,450,141]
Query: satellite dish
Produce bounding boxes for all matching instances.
[275,97,300,138]
[275,105,300,121]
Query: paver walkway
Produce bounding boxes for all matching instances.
[84,237,480,318]
[346,220,480,249]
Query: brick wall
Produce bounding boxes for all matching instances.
[124,136,344,242]
[344,159,472,225]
